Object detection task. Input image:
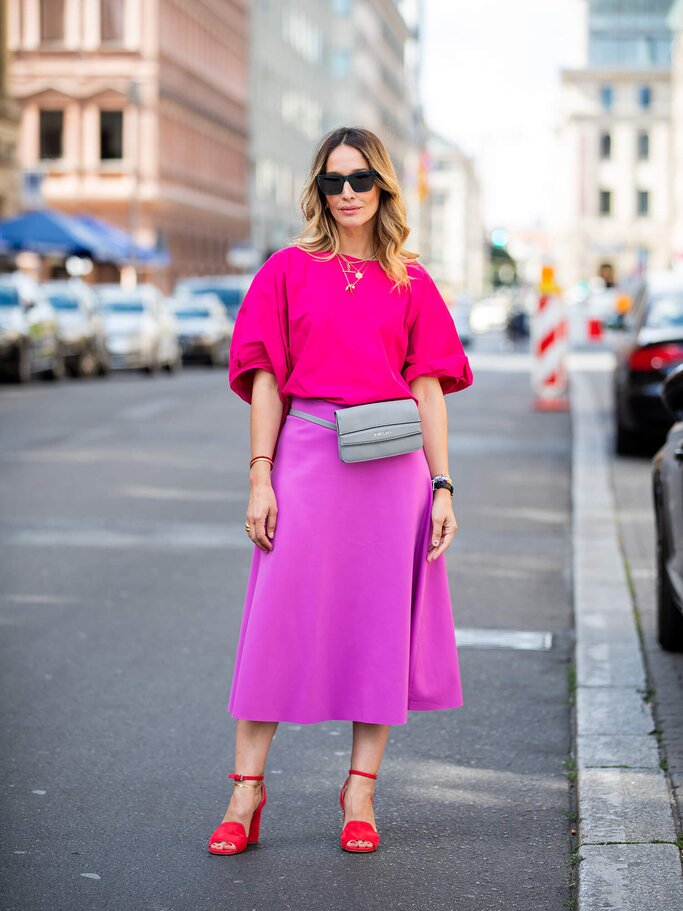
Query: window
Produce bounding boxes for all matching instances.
[637,130,649,160]
[599,189,612,216]
[101,0,124,43]
[600,85,613,111]
[100,111,123,160]
[637,190,649,217]
[40,0,64,42]
[599,131,611,159]
[39,111,64,160]
[638,85,652,110]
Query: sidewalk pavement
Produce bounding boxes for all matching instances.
[570,354,683,910]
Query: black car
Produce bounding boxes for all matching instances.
[612,271,683,454]
[652,365,683,651]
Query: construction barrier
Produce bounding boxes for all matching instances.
[531,265,569,411]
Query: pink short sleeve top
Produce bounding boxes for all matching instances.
[228,245,473,407]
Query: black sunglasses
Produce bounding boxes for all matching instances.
[316,169,379,196]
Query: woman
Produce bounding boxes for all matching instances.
[208,127,473,856]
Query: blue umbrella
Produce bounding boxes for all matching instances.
[0,209,118,261]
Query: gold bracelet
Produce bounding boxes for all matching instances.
[250,457,273,469]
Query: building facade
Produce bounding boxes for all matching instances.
[8,0,249,285]
[419,133,484,298]
[250,0,417,260]
[588,0,674,68]
[558,1,675,286]
[0,0,20,217]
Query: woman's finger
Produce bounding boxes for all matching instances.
[254,516,273,552]
[430,517,444,551]
[266,506,277,540]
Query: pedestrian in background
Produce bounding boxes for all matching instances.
[208,126,473,856]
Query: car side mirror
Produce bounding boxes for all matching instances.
[662,364,683,420]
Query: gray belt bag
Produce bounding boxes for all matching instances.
[289,398,423,463]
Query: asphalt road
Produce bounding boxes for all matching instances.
[0,338,574,911]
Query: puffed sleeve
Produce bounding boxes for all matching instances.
[402,264,474,394]
[228,251,290,404]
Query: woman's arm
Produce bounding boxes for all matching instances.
[409,375,459,562]
[247,368,283,553]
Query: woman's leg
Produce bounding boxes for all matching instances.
[342,722,390,840]
[210,719,278,851]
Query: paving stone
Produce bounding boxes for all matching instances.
[576,638,646,688]
[579,844,683,911]
[577,734,661,770]
[576,686,653,737]
[579,768,677,843]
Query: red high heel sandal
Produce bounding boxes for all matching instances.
[208,773,266,855]
[339,768,380,853]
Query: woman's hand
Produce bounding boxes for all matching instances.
[427,489,458,562]
[247,464,278,553]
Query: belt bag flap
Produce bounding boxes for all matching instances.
[334,398,423,461]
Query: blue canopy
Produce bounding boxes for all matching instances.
[0,209,170,267]
[0,209,117,260]
[75,214,170,267]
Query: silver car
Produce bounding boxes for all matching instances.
[43,279,110,377]
[0,273,64,382]
[95,284,182,375]
[171,293,234,366]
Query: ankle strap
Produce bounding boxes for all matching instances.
[229,773,264,782]
[348,768,378,780]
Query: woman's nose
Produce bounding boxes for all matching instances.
[340,179,355,199]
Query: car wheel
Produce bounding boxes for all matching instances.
[44,343,66,381]
[615,420,640,456]
[656,512,683,652]
[14,342,31,384]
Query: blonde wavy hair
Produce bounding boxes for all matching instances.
[294,127,418,290]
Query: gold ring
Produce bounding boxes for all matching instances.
[244,522,251,532]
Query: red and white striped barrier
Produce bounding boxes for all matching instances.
[532,267,569,411]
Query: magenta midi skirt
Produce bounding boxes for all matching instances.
[227,396,464,725]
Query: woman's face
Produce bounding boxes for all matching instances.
[322,144,380,232]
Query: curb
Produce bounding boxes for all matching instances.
[570,360,683,910]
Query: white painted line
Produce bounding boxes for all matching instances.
[456,627,552,651]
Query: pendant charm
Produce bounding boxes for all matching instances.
[355,271,363,279]
[346,284,353,292]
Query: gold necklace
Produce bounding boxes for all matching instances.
[336,253,372,293]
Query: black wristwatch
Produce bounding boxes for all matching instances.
[432,475,454,496]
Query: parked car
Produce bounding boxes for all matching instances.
[170,293,234,366]
[612,271,683,454]
[450,293,473,348]
[174,274,254,320]
[652,364,683,651]
[42,279,110,377]
[95,284,182,375]
[0,272,64,382]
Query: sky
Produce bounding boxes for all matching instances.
[421,0,587,232]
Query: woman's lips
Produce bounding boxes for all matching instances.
[340,207,360,214]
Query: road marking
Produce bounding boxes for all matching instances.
[118,485,243,503]
[456,627,553,651]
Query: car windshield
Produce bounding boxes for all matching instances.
[645,291,683,329]
[186,286,242,316]
[46,293,79,311]
[0,286,20,307]
[174,308,211,319]
[101,299,146,313]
